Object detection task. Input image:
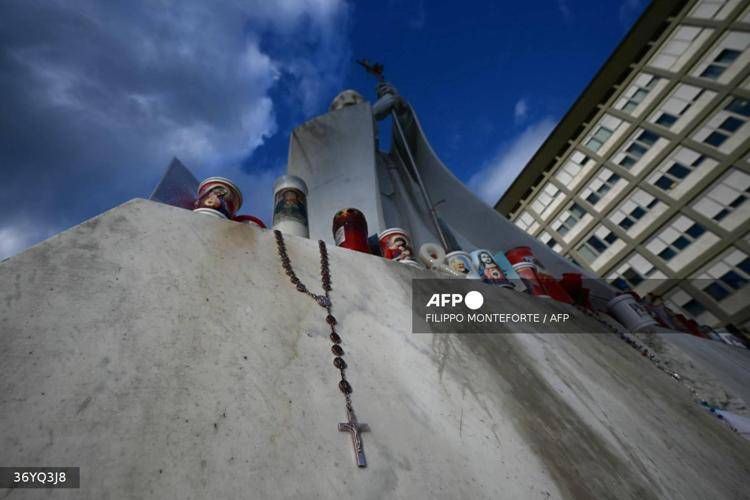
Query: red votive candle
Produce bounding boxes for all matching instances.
[332,208,370,253]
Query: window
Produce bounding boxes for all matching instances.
[659,247,677,261]
[693,31,750,83]
[577,226,620,264]
[695,97,750,152]
[583,115,623,154]
[608,253,665,290]
[700,49,740,79]
[692,168,750,229]
[615,74,661,115]
[649,84,714,131]
[696,248,750,305]
[646,216,713,265]
[688,0,742,20]
[649,25,713,72]
[727,98,750,117]
[655,113,677,127]
[666,288,714,323]
[529,183,564,220]
[615,129,662,170]
[555,151,596,188]
[586,127,612,151]
[705,131,727,147]
[610,189,663,234]
[514,211,536,231]
[683,299,706,317]
[553,202,589,236]
[649,147,717,196]
[581,168,622,207]
[539,231,562,253]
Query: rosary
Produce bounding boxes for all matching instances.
[274,230,370,468]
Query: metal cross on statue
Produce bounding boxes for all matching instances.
[338,404,370,467]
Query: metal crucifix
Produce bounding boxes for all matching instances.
[338,404,370,467]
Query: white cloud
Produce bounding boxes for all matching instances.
[468,117,557,205]
[514,99,529,123]
[0,0,351,257]
[0,223,56,261]
[0,226,26,261]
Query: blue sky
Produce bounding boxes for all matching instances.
[0,0,647,259]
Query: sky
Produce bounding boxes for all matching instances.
[0,0,648,260]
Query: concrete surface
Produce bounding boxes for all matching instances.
[635,329,750,415]
[1,199,749,499]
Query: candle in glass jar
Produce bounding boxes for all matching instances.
[378,228,420,266]
[332,208,370,253]
[272,175,309,238]
[195,177,243,219]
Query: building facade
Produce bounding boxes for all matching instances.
[495,0,750,333]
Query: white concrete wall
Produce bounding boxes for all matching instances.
[1,199,749,499]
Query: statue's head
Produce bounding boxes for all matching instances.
[329,89,365,112]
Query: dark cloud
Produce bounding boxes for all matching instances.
[0,0,350,258]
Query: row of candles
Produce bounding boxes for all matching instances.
[194,175,733,335]
[191,174,592,308]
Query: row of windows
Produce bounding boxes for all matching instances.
[514,92,748,230]
[666,245,750,325]
[608,243,750,327]
[511,12,750,257]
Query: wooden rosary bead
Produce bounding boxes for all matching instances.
[338,379,353,394]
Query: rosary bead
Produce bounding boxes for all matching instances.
[333,357,347,369]
[330,332,342,344]
[326,314,337,326]
[290,276,299,284]
[296,283,307,292]
[331,345,344,356]
[338,379,353,394]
